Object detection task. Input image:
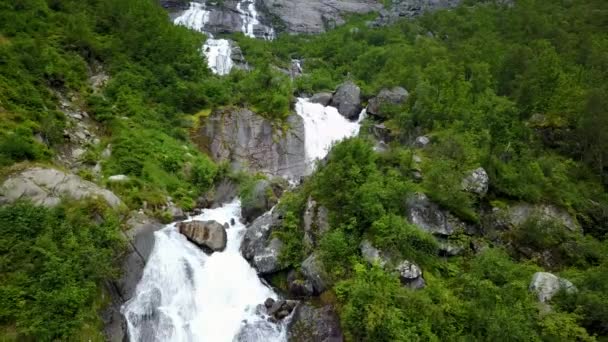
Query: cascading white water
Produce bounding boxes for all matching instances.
[173,2,211,33]
[203,39,234,75]
[295,97,366,172]
[122,200,286,342]
[236,1,275,39]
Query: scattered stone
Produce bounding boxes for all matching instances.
[529,272,577,303]
[370,123,392,142]
[108,174,130,182]
[395,260,425,289]
[264,297,276,309]
[330,81,363,120]
[230,218,236,226]
[414,135,430,148]
[177,220,227,253]
[462,167,489,196]
[267,299,298,320]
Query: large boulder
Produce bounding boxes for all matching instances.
[330,81,363,120]
[367,86,409,118]
[301,253,331,294]
[177,220,227,253]
[461,167,489,196]
[310,92,333,106]
[302,196,330,249]
[195,107,306,179]
[288,304,344,342]
[405,193,466,236]
[260,0,381,34]
[395,260,425,289]
[0,167,122,208]
[529,272,577,303]
[241,210,286,274]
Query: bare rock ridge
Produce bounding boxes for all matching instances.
[195,107,306,179]
[166,0,462,35]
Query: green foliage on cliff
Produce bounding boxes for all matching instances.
[0,200,124,340]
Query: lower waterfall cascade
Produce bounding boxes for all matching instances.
[122,99,364,341]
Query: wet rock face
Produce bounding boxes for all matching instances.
[330,81,363,120]
[177,220,228,253]
[287,270,315,297]
[264,298,298,320]
[288,304,344,342]
[302,196,330,249]
[104,214,164,342]
[196,107,306,179]
[310,92,333,106]
[240,210,287,275]
[0,167,122,208]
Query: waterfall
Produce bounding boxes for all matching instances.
[236,1,275,40]
[122,200,286,342]
[203,39,234,75]
[295,97,366,173]
[173,2,211,33]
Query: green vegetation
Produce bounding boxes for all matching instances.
[0,200,124,340]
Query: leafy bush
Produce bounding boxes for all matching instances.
[0,201,125,340]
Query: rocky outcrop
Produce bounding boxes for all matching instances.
[177,220,228,253]
[529,272,576,303]
[330,81,363,120]
[371,0,461,27]
[287,269,315,297]
[395,260,425,289]
[370,123,393,143]
[461,167,489,196]
[405,193,466,236]
[287,304,344,342]
[104,213,164,342]
[241,179,286,222]
[302,196,330,249]
[301,253,331,294]
[241,210,286,274]
[367,86,409,118]
[486,203,578,232]
[0,167,122,208]
[261,0,381,34]
[196,107,306,179]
